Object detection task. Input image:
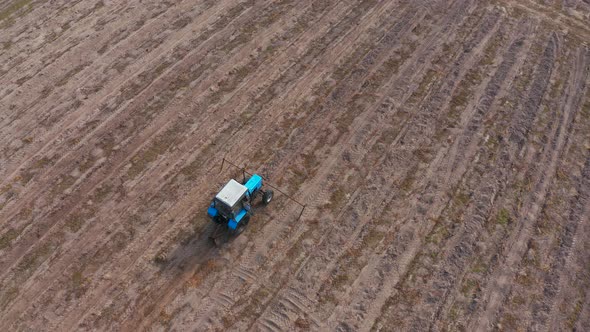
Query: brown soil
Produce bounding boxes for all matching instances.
[1,0,589,331]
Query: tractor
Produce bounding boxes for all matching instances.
[207,174,273,242]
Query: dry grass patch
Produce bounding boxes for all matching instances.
[325,187,347,212]
[0,228,19,250]
[470,256,488,273]
[69,269,90,299]
[50,175,76,198]
[20,156,52,185]
[0,0,32,26]
[66,214,85,233]
[15,241,59,281]
[566,299,583,329]
[93,184,113,203]
[399,172,416,193]
[496,208,511,225]
[500,312,519,330]
[426,223,449,244]
[0,286,19,310]
[460,278,479,297]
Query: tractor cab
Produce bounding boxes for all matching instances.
[208,179,249,227]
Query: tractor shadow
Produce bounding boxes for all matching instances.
[154,214,253,275]
[154,223,219,275]
[156,167,244,263]
[154,199,278,276]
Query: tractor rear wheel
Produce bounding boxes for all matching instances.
[262,190,273,205]
[233,214,250,236]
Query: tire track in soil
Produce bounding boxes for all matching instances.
[576,276,590,331]
[367,14,540,329]
[483,42,584,329]
[432,27,560,331]
[442,36,568,331]
[443,32,530,183]
[332,15,503,330]
[338,17,534,332]
[524,46,590,331]
[469,33,566,332]
[546,156,590,331]
[496,68,588,328]
[431,26,532,329]
[544,72,590,332]
[401,29,559,331]
[296,5,508,330]
[420,23,536,330]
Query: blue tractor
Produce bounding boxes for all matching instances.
[207,174,273,239]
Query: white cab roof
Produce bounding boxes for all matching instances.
[215,179,247,207]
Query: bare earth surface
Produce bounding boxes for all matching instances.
[1,0,590,331]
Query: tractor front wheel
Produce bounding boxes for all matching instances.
[262,190,274,205]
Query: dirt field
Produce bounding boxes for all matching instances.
[1,0,590,330]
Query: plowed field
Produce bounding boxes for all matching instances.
[1,0,590,330]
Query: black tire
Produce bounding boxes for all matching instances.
[232,214,250,236]
[262,190,274,205]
